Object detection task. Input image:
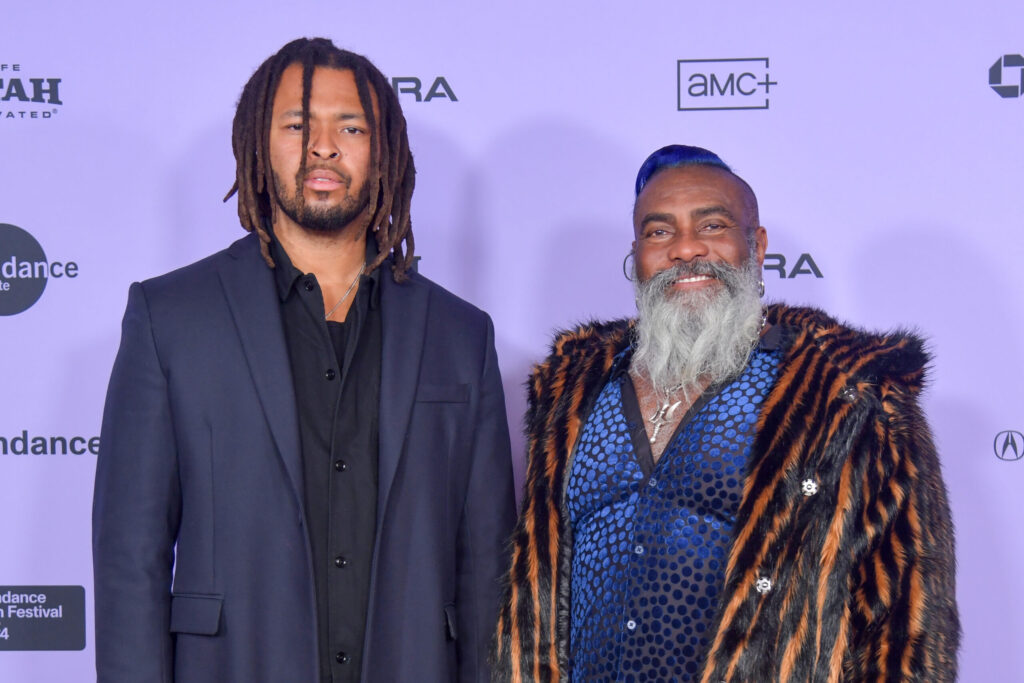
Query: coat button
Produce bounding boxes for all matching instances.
[801,479,819,496]
[325,368,336,381]
[334,556,348,568]
[335,651,349,664]
[304,279,315,292]
[839,385,857,403]
[334,459,347,472]
[755,576,773,594]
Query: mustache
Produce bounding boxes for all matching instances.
[301,164,352,185]
[644,260,743,294]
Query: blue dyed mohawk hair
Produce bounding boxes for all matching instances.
[634,144,732,196]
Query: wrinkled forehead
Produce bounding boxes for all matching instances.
[635,165,756,218]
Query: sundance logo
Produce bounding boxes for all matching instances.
[0,223,79,316]
[677,58,776,111]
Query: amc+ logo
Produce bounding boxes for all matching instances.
[994,430,1024,461]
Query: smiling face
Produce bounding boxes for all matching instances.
[630,164,769,398]
[632,165,767,295]
[268,63,374,235]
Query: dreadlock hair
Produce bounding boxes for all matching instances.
[224,37,416,281]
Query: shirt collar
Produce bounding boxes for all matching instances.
[268,229,383,308]
[758,321,782,351]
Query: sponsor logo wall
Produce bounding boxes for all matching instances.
[2,2,1021,679]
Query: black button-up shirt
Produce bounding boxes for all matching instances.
[271,237,381,683]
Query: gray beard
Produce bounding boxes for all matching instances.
[631,255,764,402]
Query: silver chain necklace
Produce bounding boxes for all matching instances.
[323,263,366,320]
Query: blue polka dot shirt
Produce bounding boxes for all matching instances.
[566,334,782,682]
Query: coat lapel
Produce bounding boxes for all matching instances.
[376,271,428,525]
[217,236,303,501]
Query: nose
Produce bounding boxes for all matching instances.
[308,127,340,159]
[666,228,710,262]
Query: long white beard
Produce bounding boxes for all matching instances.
[632,255,764,402]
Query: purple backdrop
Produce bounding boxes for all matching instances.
[2,1,1021,679]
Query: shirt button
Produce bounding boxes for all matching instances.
[334,556,348,568]
[325,369,336,381]
[335,651,349,664]
[634,544,644,555]
[647,477,658,488]
[334,459,347,472]
[626,619,637,631]
[303,279,315,292]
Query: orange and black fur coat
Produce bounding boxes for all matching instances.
[494,304,959,682]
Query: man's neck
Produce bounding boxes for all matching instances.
[273,215,370,322]
[630,369,711,463]
[274,216,366,279]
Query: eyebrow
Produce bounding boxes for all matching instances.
[278,110,366,121]
[638,205,740,230]
[690,205,739,222]
[639,212,677,229]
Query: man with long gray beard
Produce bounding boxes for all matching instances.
[493,145,959,682]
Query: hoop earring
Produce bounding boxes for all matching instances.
[623,251,635,281]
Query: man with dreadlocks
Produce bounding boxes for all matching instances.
[493,145,959,681]
[93,38,515,683]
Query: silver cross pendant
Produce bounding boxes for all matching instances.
[648,400,682,443]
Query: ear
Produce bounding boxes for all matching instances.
[752,226,768,266]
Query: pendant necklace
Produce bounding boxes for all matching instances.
[324,263,366,320]
[644,310,769,444]
[648,393,683,443]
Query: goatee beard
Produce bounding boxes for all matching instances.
[631,254,764,402]
[274,169,371,234]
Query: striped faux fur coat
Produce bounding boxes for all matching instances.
[494,304,959,682]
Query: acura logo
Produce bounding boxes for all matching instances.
[994,430,1024,461]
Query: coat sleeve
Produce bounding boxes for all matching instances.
[455,315,517,683]
[846,384,960,681]
[492,359,563,683]
[92,282,181,683]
